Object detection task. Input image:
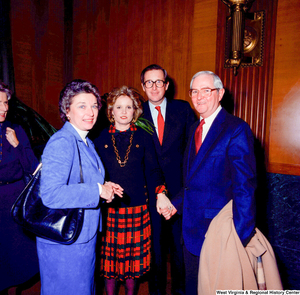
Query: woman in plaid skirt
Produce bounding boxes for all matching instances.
[94,86,175,295]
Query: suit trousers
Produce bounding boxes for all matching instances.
[183,244,199,295]
[149,206,185,295]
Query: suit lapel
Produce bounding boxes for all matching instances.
[78,138,104,174]
[143,101,161,153]
[187,109,227,182]
[143,99,178,154]
[162,99,178,152]
[64,122,103,174]
[142,101,153,125]
[86,138,105,175]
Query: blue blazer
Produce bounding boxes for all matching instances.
[173,108,257,256]
[142,99,196,202]
[39,122,105,244]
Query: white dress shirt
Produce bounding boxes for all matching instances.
[200,105,222,143]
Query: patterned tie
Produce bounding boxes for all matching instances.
[0,123,3,162]
[155,106,164,145]
[195,119,205,154]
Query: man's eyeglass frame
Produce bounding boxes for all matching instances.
[189,88,219,98]
[143,80,166,89]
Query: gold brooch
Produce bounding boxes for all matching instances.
[104,144,108,148]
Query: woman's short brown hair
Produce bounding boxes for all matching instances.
[106,86,143,124]
[59,79,102,123]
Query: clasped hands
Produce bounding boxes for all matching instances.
[156,193,177,220]
[100,184,177,219]
[100,181,123,203]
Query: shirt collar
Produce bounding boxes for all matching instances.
[69,123,89,144]
[200,105,222,126]
[149,97,167,113]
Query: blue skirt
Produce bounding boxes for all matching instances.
[37,234,97,295]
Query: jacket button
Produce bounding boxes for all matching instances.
[184,187,189,191]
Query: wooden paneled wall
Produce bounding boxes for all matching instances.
[10,0,216,128]
[215,0,278,153]
[191,0,218,74]
[10,0,300,175]
[11,0,64,129]
[215,0,300,176]
[268,0,300,175]
[71,0,199,103]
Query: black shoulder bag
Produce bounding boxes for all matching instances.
[11,142,84,244]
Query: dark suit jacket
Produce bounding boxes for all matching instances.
[173,108,257,256]
[143,99,196,206]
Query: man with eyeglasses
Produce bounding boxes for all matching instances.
[165,71,257,295]
[141,64,196,295]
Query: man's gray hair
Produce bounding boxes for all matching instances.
[190,71,223,89]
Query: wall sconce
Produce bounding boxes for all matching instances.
[222,0,265,76]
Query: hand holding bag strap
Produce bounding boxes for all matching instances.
[11,137,86,244]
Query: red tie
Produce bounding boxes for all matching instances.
[155,106,164,145]
[195,119,205,153]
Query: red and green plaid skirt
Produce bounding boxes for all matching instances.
[100,204,151,280]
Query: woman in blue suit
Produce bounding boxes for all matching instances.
[37,80,123,295]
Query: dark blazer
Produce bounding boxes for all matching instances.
[143,99,196,204]
[173,108,257,256]
[0,121,39,290]
[0,121,38,180]
[94,127,164,208]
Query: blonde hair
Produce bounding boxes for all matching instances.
[106,86,143,123]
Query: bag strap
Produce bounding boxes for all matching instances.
[34,134,84,184]
[75,140,83,184]
[32,162,43,176]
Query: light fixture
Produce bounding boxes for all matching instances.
[222,0,264,76]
